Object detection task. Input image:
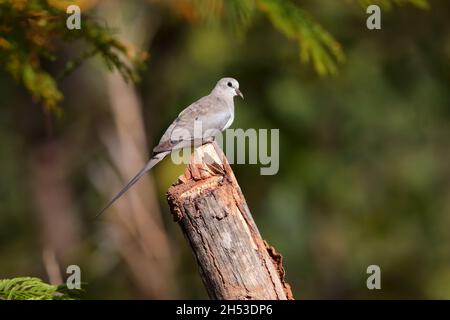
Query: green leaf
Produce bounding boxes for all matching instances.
[0,277,83,300]
[357,0,430,10]
[257,0,345,76]
[0,0,146,112]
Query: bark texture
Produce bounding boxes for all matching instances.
[167,143,293,300]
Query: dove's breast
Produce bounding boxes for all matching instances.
[221,98,235,131]
[223,112,234,130]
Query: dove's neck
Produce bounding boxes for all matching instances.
[212,87,233,99]
[211,88,235,111]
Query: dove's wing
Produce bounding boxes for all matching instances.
[153,95,232,153]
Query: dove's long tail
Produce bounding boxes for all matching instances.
[95,151,170,219]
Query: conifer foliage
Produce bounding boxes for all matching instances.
[0,0,429,111]
[0,0,147,112]
[0,277,83,300]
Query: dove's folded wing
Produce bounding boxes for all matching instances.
[153,95,231,153]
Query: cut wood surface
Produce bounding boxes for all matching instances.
[167,142,293,300]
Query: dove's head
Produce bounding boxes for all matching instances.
[213,77,244,99]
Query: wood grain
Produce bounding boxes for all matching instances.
[167,142,293,300]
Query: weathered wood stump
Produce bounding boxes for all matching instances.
[167,142,293,300]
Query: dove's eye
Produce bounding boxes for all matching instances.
[227,82,233,88]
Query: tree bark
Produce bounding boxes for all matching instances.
[167,142,293,300]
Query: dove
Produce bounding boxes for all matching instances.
[96,77,244,217]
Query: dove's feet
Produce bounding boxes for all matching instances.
[203,136,216,144]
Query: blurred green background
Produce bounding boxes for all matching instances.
[1,0,450,299]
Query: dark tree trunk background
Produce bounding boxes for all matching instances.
[167,143,293,300]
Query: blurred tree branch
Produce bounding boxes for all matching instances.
[94,0,177,298]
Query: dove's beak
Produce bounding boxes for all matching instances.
[236,88,244,99]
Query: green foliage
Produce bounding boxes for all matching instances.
[224,0,256,32]
[257,0,345,76]
[0,277,83,300]
[188,0,430,75]
[357,0,429,10]
[0,0,431,113]
[0,0,147,112]
[190,0,345,76]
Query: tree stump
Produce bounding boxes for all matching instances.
[167,142,293,300]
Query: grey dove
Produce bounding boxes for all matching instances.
[97,77,243,217]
